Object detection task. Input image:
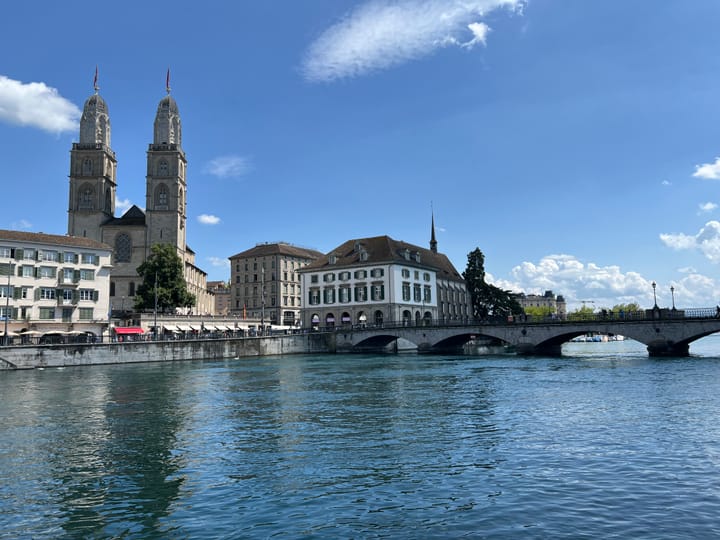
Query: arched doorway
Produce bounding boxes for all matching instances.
[311,313,320,330]
[341,312,352,327]
[402,310,412,326]
[357,311,367,328]
[374,310,384,327]
[325,313,335,328]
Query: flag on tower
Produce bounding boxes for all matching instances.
[93,65,99,92]
[166,68,171,94]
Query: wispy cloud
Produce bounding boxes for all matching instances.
[115,198,132,215]
[198,214,221,225]
[660,221,720,263]
[302,0,523,82]
[693,157,720,180]
[207,256,230,269]
[10,219,32,230]
[699,202,717,214]
[204,155,251,178]
[0,75,80,133]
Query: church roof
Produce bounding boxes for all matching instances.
[0,229,111,251]
[229,242,324,261]
[82,93,108,114]
[157,95,179,115]
[302,235,465,283]
[103,205,146,227]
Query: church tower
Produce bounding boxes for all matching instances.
[144,79,187,258]
[67,77,117,240]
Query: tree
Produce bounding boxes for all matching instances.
[462,248,522,319]
[134,244,195,312]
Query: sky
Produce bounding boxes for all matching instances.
[1,0,720,311]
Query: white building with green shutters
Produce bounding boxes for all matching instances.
[0,230,112,340]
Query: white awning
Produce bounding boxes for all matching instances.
[177,325,193,332]
[190,324,202,331]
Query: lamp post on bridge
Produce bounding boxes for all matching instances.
[652,281,657,308]
[670,286,676,311]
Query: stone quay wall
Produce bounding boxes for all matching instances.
[0,334,334,370]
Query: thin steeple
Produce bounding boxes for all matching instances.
[430,206,438,253]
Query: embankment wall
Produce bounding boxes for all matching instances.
[0,334,335,370]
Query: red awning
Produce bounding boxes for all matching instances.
[114,327,144,335]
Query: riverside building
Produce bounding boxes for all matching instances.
[299,222,470,329]
[0,230,112,339]
[229,243,324,327]
[66,75,212,315]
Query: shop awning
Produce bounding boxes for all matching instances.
[114,327,144,335]
[177,325,193,332]
[190,324,202,331]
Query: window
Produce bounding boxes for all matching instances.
[79,289,94,301]
[0,307,13,319]
[79,308,94,320]
[0,285,10,298]
[39,266,56,278]
[129,282,135,296]
[402,269,410,278]
[323,288,335,304]
[402,282,411,302]
[414,284,422,302]
[41,250,59,262]
[370,268,384,278]
[414,271,420,280]
[424,286,432,303]
[40,288,56,300]
[79,185,94,209]
[64,252,76,263]
[0,247,11,258]
[17,287,29,299]
[309,289,320,305]
[354,270,367,279]
[158,160,169,176]
[23,249,35,261]
[39,307,55,319]
[22,266,34,278]
[80,269,95,281]
[156,184,169,208]
[354,285,367,302]
[339,287,351,303]
[371,284,385,301]
[311,275,319,284]
[61,289,73,301]
[339,271,351,281]
[323,273,335,283]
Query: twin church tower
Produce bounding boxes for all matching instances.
[67,75,212,313]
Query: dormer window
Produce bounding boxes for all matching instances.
[329,254,337,265]
[403,249,410,260]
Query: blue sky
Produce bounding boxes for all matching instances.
[1,0,720,311]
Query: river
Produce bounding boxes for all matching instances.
[2,337,720,538]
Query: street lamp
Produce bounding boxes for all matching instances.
[652,281,657,308]
[670,286,676,310]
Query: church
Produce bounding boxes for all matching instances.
[66,78,212,314]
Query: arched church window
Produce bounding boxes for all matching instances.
[158,160,169,176]
[155,184,169,209]
[82,159,93,175]
[79,184,94,209]
[115,233,132,263]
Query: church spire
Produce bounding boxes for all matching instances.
[430,206,438,253]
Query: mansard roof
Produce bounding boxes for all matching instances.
[0,229,111,251]
[229,242,324,261]
[303,235,465,283]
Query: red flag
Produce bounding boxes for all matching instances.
[93,65,98,91]
[166,68,170,93]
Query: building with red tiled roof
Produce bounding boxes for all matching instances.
[299,224,470,328]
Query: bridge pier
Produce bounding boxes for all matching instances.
[647,340,690,357]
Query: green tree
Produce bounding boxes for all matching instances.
[462,248,522,319]
[524,305,555,319]
[134,244,195,312]
[567,305,595,321]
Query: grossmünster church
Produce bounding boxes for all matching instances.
[67,77,212,314]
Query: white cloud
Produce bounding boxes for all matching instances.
[10,219,32,230]
[661,179,671,186]
[0,75,80,133]
[693,158,720,180]
[302,0,523,82]
[488,254,665,310]
[115,198,132,215]
[204,155,251,178]
[207,256,230,269]
[699,202,717,214]
[198,214,221,225]
[660,221,720,262]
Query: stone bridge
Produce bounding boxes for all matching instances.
[330,314,720,357]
